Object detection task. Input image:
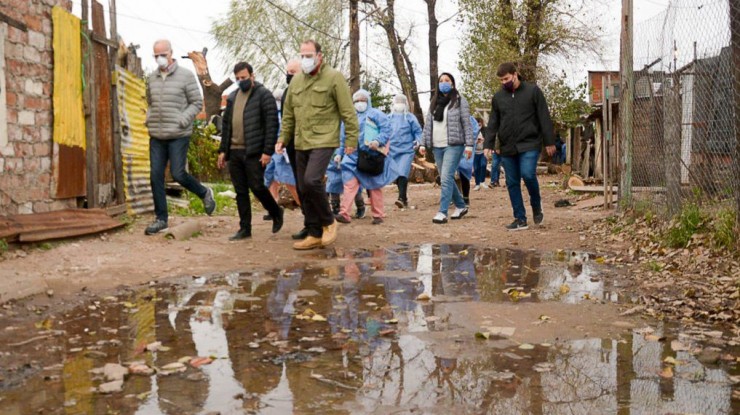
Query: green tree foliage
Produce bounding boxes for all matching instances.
[458,0,602,110]
[212,0,346,89]
[539,72,593,128]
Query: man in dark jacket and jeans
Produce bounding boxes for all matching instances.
[484,62,555,231]
[218,62,283,240]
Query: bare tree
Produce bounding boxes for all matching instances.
[366,0,424,123]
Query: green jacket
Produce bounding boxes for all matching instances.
[279,63,359,150]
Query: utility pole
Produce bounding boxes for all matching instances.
[619,0,634,207]
[730,0,740,230]
[349,0,361,93]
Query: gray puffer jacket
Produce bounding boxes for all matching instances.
[422,94,474,148]
[146,61,203,139]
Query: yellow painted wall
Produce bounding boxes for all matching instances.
[51,6,85,149]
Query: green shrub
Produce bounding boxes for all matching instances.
[169,183,238,217]
[711,208,737,253]
[664,203,708,248]
[187,121,227,183]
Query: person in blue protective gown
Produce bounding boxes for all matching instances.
[387,94,423,209]
[326,123,366,218]
[263,88,300,221]
[455,115,480,206]
[335,89,401,225]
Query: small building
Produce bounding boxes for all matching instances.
[1,0,75,215]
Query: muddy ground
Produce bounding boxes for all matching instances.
[0,177,605,304]
[0,177,738,414]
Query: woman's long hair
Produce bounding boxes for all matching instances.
[429,72,459,112]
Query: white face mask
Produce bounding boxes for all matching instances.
[301,56,318,74]
[393,103,406,113]
[156,56,169,69]
[354,102,368,113]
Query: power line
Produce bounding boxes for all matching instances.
[263,0,344,41]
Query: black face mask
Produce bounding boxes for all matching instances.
[286,73,294,85]
[239,79,252,92]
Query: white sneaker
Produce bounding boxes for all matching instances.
[432,212,448,224]
[450,207,469,220]
[474,185,481,191]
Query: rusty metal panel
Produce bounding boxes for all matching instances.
[0,208,124,242]
[115,66,153,215]
[92,1,114,206]
[52,7,86,199]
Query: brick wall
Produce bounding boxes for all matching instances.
[0,0,75,215]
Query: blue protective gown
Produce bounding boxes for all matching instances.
[457,116,480,180]
[340,91,401,190]
[388,112,423,178]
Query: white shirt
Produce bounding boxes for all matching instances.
[432,106,449,148]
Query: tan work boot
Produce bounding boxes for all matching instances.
[321,222,338,246]
[293,236,323,250]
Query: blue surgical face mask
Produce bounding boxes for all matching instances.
[438,82,452,94]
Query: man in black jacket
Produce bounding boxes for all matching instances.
[218,62,283,240]
[484,62,555,231]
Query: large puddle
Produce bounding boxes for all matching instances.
[0,244,737,414]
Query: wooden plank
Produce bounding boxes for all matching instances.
[92,1,114,206]
[109,0,125,205]
[575,196,607,210]
[0,11,27,31]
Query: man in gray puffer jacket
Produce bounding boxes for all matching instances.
[144,39,215,235]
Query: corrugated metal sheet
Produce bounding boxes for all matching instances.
[0,209,124,242]
[52,6,86,198]
[115,66,153,215]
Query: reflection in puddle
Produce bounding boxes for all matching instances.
[0,245,736,414]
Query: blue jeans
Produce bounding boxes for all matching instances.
[473,153,487,185]
[490,153,502,184]
[501,150,541,222]
[150,136,207,222]
[433,146,466,215]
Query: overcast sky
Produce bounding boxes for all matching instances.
[72,0,672,107]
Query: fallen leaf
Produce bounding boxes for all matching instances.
[519,343,535,350]
[475,332,490,340]
[559,284,571,295]
[659,366,673,379]
[311,314,327,322]
[189,357,213,368]
[416,293,431,301]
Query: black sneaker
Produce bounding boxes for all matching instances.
[292,227,309,240]
[229,228,251,241]
[355,206,366,219]
[263,214,272,221]
[203,187,216,216]
[533,209,544,225]
[272,208,284,233]
[506,219,529,231]
[372,217,384,225]
[335,213,351,224]
[145,219,168,235]
[394,199,407,209]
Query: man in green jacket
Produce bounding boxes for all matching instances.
[276,39,360,250]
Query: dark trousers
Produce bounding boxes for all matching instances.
[396,177,409,202]
[150,136,207,222]
[286,141,305,215]
[473,153,487,185]
[296,148,335,238]
[228,150,281,232]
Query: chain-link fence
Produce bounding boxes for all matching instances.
[622,0,740,221]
